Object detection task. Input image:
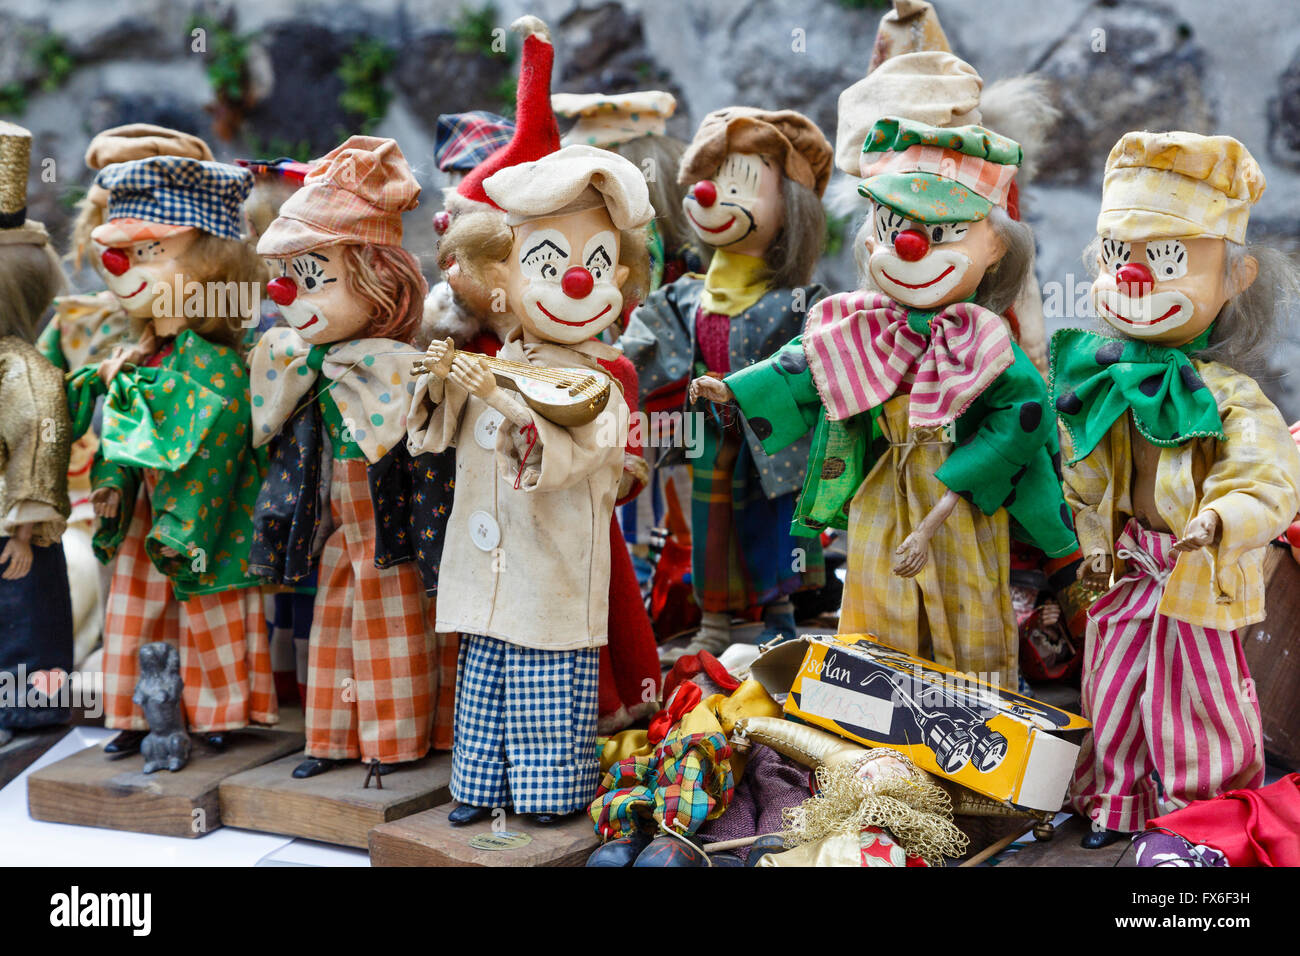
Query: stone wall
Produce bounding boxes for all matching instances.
[4,0,1299,411]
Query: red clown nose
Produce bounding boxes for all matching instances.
[893,229,929,262]
[1116,262,1155,299]
[101,248,131,276]
[692,180,717,208]
[267,276,298,306]
[561,266,594,299]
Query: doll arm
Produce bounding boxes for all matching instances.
[935,345,1052,515]
[0,350,71,545]
[892,489,961,577]
[724,337,826,455]
[1192,370,1300,601]
[64,364,109,442]
[35,320,66,372]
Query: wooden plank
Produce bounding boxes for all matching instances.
[0,726,67,790]
[368,803,599,867]
[26,728,303,838]
[218,751,453,848]
[996,814,1135,867]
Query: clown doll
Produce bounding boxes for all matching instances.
[1053,132,1300,847]
[249,135,457,779]
[692,117,1078,687]
[67,155,277,758]
[621,107,833,658]
[407,142,653,824]
[0,121,74,747]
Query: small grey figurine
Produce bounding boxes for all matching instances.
[133,643,191,773]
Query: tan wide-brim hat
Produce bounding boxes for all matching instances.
[678,107,832,198]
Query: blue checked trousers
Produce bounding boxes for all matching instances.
[450,634,601,814]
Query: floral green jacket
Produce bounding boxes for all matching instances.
[66,329,264,599]
[725,335,1078,558]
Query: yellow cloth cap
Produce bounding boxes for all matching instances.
[1097,131,1265,244]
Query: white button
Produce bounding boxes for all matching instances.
[468,510,500,551]
[474,407,505,449]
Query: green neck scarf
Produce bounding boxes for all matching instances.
[1050,325,1223,464]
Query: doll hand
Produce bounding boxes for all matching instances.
[892,530,932,578]
[448,354,497,401]
[1039,601,1062,627]
[689,375,733,406]
[1173,509,1222,553]
[1078,552,1112,589]
[97,328,158,385]
[423,337,456,379]
[0,525,34,581]
[90,486,122,519]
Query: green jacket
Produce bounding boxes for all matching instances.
[725,335,1078,558]
[67,329,265,599]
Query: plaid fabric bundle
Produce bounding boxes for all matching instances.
[94,156,252,239]
[433,111,515,173]
[590,728,734,839]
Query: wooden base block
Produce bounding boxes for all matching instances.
[997,814,1135,867]
[26,728,303,838]
[219,751,453,848]
[368,804,599,867]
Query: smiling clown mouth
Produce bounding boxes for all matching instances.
[1099,299,1182,326]
[881,265,955,290]
[687,210,737,234]
[123,280,148,298]
[290,313,320,331]
[537,301,612,327]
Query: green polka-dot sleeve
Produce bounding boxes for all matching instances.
[725,336,824,454]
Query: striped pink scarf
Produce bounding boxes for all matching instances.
[802,291,1014,427]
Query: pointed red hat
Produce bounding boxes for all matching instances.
[449,15,560,215]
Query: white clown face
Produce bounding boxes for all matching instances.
[682,152,784,257]
[504,205,628,345]
[862,202,1003,310]
[264,245,372,344]
[99,230,198,321]
[1090,236,1252,346]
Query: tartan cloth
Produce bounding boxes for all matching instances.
[1061,360,1300,631]
[691,409,823,613]
[1070,520,1265,833]
[450,634,601,814]
[102,480,277,732]
[305,457,448,763]
[258,136,420,257]
[839,394,1018,686]
[93,156,251,240]
[433,111,514,173]
[803,290,1014,426]
[590,728,734,839]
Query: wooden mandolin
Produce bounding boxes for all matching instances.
[411,343,612,427]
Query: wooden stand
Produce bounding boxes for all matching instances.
[368,803,599,867]
[218,751,453,848]
[26,728,303,838]
[0,725,67,790]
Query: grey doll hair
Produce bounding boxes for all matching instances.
[1082,235,1298,376]
[852,203,1033,316]
[0,241,66,342]
[765,175,826,289]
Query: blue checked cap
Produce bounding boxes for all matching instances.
[94,156,253,240]
[433,111,515,173]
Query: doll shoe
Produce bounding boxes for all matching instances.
[746,834,786,865]
[755,607,797,647]
[0,728,12,748]
[586,832,652,866]
[530,811,577,826]
[709,851,745,867]
[201,732,230,752]
[103,729,147,757]
[1080,828,1126,849]
[292,757,343,778]
[633,834,708,867]
[448,803,494,826]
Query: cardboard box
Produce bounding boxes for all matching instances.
[751,634,1090,812]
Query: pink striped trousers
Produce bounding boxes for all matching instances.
[1069,519,1264,833]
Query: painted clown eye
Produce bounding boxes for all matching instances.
[1099,238,1132,274]
[1145,239,1188,280]
[928,222,969,244]
[873,205,907,246]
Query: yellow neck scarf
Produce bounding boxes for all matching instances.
[700,250,772,316]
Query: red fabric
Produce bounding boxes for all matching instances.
[647,681,703,745]
[696,310,731,375]
[455,31,560,210]
[662,650,741,703]
[467,331,502,357]
[1146,773,1300,867]
[600,517,660,723]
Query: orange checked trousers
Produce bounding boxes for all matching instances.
[305,457,457,764]
[103,484,278,733]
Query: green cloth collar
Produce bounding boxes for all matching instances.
[1050,325,1223,464]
